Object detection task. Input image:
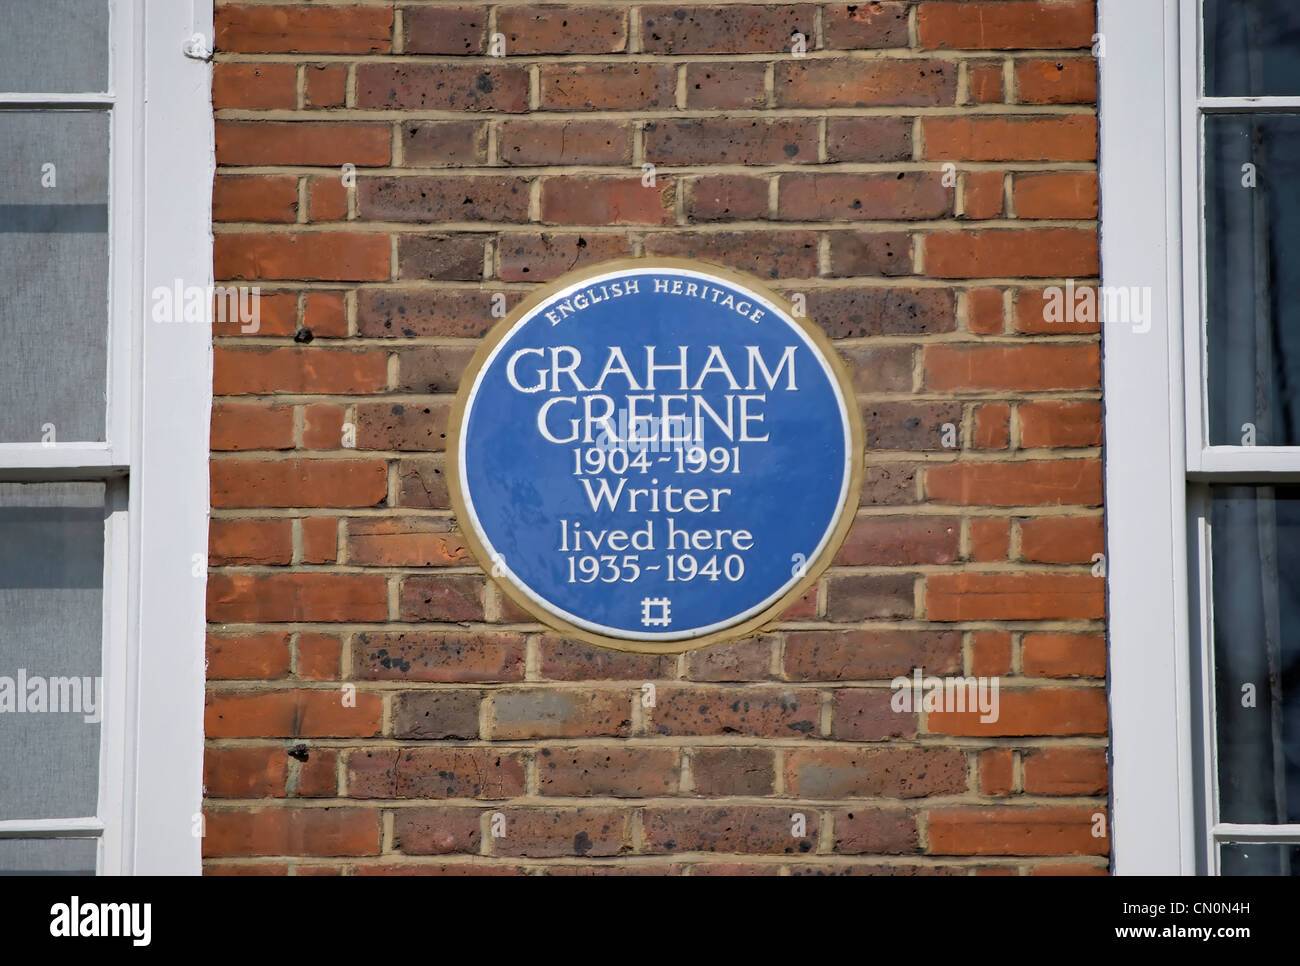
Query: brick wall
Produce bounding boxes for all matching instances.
[205,0,1107,874]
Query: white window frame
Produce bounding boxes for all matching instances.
[0,0,212,875]
[1104,0,1300,874]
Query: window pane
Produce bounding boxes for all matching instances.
[1219,842,1299,876]
[0,111,109,443]
[0,483,104,821]
[1211,486,1300,825]
[0,0,108,94]
[1204,114,1300,446]
[0,838,97,876]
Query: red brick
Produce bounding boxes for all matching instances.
[1023,747,1107,795]
[210,459,388,509]
[492,808,630,858]
[980,748,1014,795]
[359,176,530,224]
[537,746,680,797]
[643,807,819,854]
[212,63,296,110]
[213,347,388,395]
[1014,285,1101,334]
[215,233,390,283]
[647,687,820,738]
[927,688,1107,736]
[304,64,347,108]
[208,573,388,623]
[784,747,967,797]
[403,5,486,54]
[969,518,1011,562]
[498,119,632,166]
[393,808,481,855]
[537,637,675,681]
[685,637,775,682]
[1022,633,1106,678]
[498,6,628,53]
[824,2,910,48]
[963,170,1004,219]
[826,116,914,162]
[691,748,775,796]
[300,517,337,564]
[832,689,918,740]
[779,173,951,220]
[402,121,489,167]
[924,229,1098,279]
[396,346,476,393]
[357,64,529,112]
[924,344,1099,392]
[396,234,486,282]
[922,116,1096,161]
[498,232,634,282]
[205,746,288,798]
[347,518,470,567]
[352,632,526,683]
[211,402,294,452]
[216,5,393,53]
[541,177,675,226]
[308,177,348,223]
[205,689,383,738]
[647,118,818,165]
[926,806,1107,856]
[1019,515,1103,564]
[490,688,631,739]
[347,747,526,799]
[826,573,915,620]
[399,574,485,621]
[1015,172,1098,219]
[539,63,676,111]
[645,231,820,279]
[833,808,918,854]
[835,515,960,566]
[1018,400,1102,447]
[972,631,1013,676]
[966,287,1005,334]
[973,402,1011,449]
[777,59,955,107]
[785,630,961,680]
[641,5,814,54]
[301,402,346,450]
[206,632,291,681]
[684,63,767,110]
[216,122,390,167]
[297,633,342,680]
[1015,58,1098,104]
[213,175,298,223]
[926,460,1102,507]
[204,807,381,858]
[918,2,1094,50]
[810,288,954,337]
[925,573,1103,621]
[210,518,291,566]
[304,292,347,339]
[967,60,1004,104]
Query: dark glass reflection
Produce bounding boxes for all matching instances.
[1205,114,1300,445]
[1206,0,1300,96]
[1211,486,1300,831]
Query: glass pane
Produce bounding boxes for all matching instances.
[0,838,97,875]
[1204,114,1300,446]
[1211,486,1300,825]
[1205,0,1300,97]
[0,110,109,443]
[1219,841,1299,876]
[0,0,108,94]
[0,482,104,821]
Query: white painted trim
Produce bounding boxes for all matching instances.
[1199,96,1300,110]
[1099,0,1197,874]
[0,818,105,838]
[124,0,212,875]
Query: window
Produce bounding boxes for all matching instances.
[0,0,211,874]
[1184,0,1300,874]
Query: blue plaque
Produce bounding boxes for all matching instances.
[449,260,862,652]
